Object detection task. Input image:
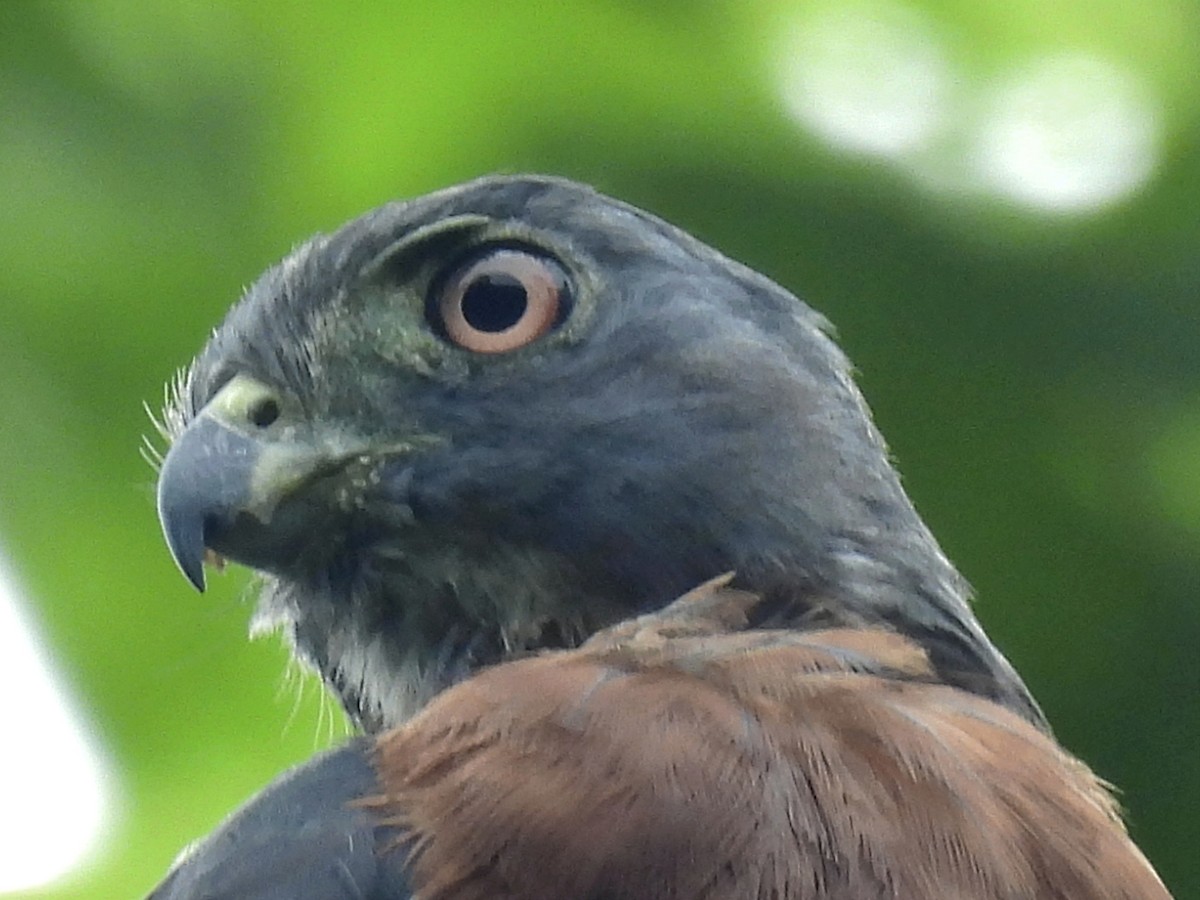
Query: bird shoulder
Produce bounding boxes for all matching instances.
[363,578,1169,899]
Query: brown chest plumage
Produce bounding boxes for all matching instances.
[370,579,1169,900]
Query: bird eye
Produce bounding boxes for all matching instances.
[432,249,570,353]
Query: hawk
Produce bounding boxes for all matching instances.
[149,175,1170,898]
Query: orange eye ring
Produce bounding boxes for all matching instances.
[435,249,569,353]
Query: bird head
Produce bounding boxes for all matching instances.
[155,175,1040,731]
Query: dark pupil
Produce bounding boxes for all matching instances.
[461,273,528,332]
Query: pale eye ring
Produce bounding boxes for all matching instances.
[432,249,570,353]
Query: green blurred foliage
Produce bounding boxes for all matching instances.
[1,1,1197,897]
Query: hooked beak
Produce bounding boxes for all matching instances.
[156,375,355,591]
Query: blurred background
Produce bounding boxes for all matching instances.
[1,1,1197,896]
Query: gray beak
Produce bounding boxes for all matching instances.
[156,375,340,591]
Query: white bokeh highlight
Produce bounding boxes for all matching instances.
[776,3,951,158]
[973,54,1162,212]
[0,555,114,894]
[774,4,1162,213]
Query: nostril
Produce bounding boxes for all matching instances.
[248,398,280,428]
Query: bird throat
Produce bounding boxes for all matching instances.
[250,532,630,732]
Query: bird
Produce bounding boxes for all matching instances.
[148,174,1171,898]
